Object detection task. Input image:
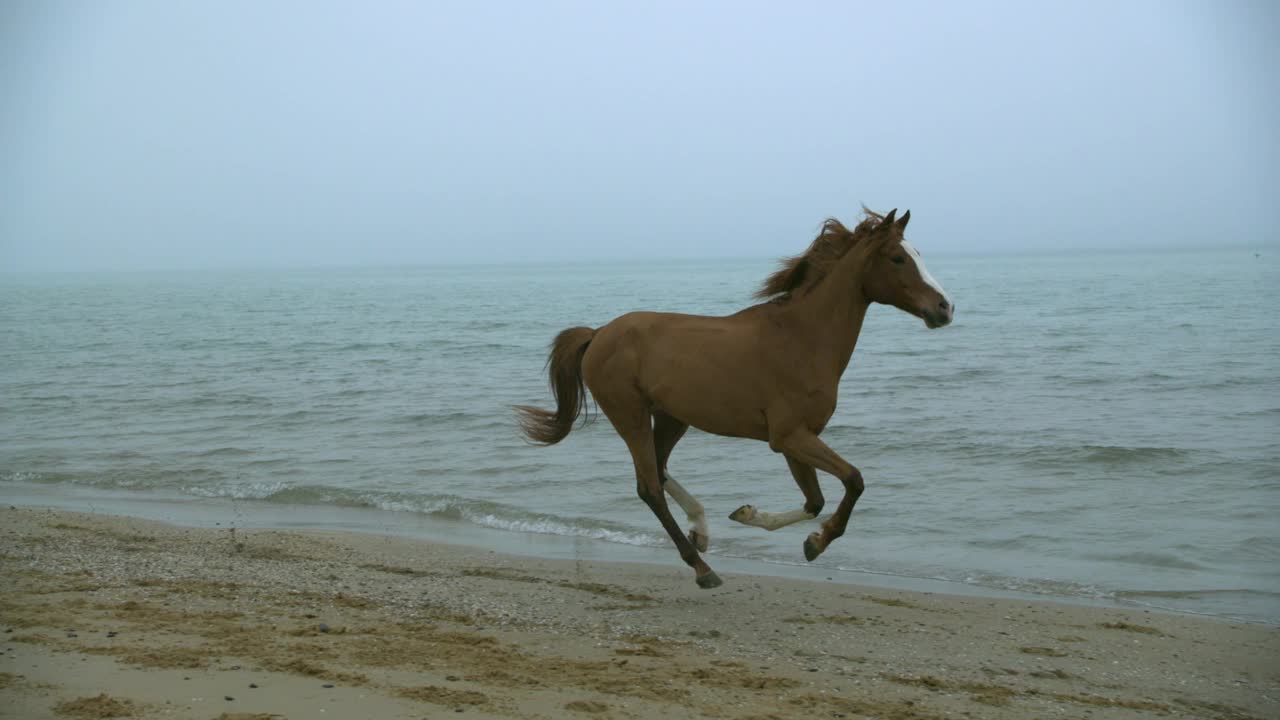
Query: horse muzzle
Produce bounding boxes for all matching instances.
[922,299,954,329]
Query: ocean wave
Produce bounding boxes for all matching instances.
[244,457,291,467]
[1,468,228,491]
[1198,376,1272,390]
[189,394,269,407]
[435,342,523,357]
[1232,536,1280,561]
[1063,377,1113,387]
[1083,550,1208,572]
[955,573,1115,602]
[966,534,1060,550]
[399,411,502,428]
[192,447,254,458]
[880,368,996,383]
[320,388,373,399]
[100,450,148,460]
[185,481,293,500]
[347,491,668,547]
[1114,588,1280,600]
[823,562,1119,604]
[1234,407,1280,419]
[1047,342,1089,353]
[14,394,78,402]
[1112,588,1280,624]
[459,463,550,477]
[1079,445,1190,464]
[986,443,1194,469]
[252,410,312,423]
[899,441,1198,470]
[462,513,664,547]
[1,470,68,484]
[177,482,669,548]
[460,321,515,331]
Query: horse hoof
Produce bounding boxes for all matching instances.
[696,570,723,589]
[728,505,756,523]
[688,529,709,553]
[803,533,824,562]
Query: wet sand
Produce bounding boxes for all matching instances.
[1,506,1276,719]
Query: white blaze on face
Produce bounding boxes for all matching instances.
[902,240,950,305]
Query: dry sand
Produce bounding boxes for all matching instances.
[0,506,1275,719]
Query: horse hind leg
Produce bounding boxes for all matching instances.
[729,456,825,532]
[654,412,708,552]
[603,400,721,588]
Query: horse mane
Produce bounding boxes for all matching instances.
[755,208,889,302]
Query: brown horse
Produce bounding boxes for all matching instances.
[516,209,954,588]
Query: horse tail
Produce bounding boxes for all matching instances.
[515,326,596,445]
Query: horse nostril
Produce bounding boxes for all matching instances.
[939,299,951,311]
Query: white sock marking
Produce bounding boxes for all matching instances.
[663,472,708,539]
[732,506,816,531]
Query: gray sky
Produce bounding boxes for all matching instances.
[1,1,1276,271]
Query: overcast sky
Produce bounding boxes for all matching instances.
[1,1,1276,271]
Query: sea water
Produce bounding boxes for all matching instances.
[2,248,1277,623]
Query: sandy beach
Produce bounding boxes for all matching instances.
[1,507,1275,720]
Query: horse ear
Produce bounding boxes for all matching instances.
[899,209,910,229]
[883,208,897,226]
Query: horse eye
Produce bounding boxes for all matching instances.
[890,255,906,265]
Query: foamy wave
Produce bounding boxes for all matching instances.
[956,571,1115,602]
[820,559,1119,603]
[354,493,665,547]
[175,481,668,549]
[184,481,293,500]
[1,471,47,483]
[1114,588,1280,625]
[463,513,664,547]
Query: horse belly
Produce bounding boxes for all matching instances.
[646,362,771,441]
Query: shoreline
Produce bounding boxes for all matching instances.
[2,506,1277,719]
[4,480,1275,627]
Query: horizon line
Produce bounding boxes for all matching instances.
[0,242,1274,276]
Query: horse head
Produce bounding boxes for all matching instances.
[860,209,954,329]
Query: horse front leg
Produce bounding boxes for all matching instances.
[771,431,863,562]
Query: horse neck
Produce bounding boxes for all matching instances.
[790,252,872,378]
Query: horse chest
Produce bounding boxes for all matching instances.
[803,390,839,431]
